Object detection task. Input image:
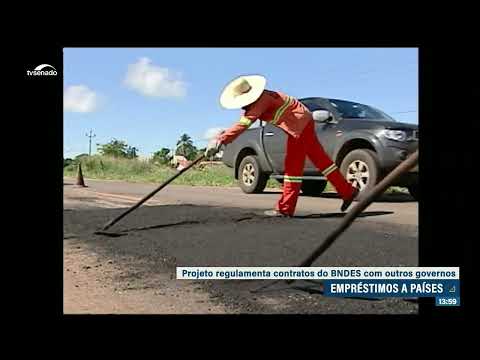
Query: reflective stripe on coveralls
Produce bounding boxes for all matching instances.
[284,175,303,183]
[271,96,294,125]
[238,116,253,127]
[322,163,338,176]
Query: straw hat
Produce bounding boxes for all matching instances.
[219,75,267,109]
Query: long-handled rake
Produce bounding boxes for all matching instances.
[94,155,206,236]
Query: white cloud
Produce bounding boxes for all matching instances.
[203,127,226,140]
[124,57,187,98]
[64,85,98,113]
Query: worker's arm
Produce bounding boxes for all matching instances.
[217,116,257,144]
[217,94,270,144]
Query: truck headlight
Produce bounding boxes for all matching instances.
[382,130,407,142]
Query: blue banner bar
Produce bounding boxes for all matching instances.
[324,279,459,305]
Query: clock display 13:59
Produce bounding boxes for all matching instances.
[438,298,458,305]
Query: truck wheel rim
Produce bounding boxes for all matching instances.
[346,160,369,191]
[242,163,255,186]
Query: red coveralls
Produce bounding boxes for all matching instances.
[218,90,355,216]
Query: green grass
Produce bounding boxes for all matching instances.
[64,155,407,193]
[64,155,279,187]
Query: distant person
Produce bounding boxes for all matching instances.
[205,75,359,217]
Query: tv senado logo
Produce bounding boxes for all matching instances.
[26,64,57,76]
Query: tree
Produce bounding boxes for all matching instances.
[64,158,74,168]
[126,146,139,159]
[75,153,89,160]
[97,139,129,158]
[152,148,172,165]
[74,153,89,163]
[175,133,198,160]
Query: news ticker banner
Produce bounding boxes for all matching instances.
[177,267,460,306]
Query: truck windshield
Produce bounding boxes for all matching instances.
[328,99,396,122]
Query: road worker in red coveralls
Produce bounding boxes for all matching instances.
[205,75,359,217]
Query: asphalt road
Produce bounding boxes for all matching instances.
[64,177,418,314]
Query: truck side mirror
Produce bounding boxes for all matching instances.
[312,110,333,123]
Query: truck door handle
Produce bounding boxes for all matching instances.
[265,132,275,136]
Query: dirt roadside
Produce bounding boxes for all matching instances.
[64,188,233,314]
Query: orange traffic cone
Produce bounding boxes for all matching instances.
[75,163,87,187]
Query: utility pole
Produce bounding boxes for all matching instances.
[85,130,96,156]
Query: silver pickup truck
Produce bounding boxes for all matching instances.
[221,97,419,200]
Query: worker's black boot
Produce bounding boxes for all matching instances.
[341,188,360,212]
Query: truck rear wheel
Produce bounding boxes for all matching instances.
[301,180,327,197]
[238,155,268,194]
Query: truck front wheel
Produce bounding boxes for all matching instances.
[238,155,268,194]
[340,149,380,194]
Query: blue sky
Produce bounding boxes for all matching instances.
[64,48,418,158]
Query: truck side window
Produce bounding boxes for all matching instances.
[301,99,329,112]
[301,98,342,121]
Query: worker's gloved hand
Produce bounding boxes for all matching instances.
[205,139,222,158]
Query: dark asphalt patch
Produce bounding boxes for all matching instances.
[64,204,418,314]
